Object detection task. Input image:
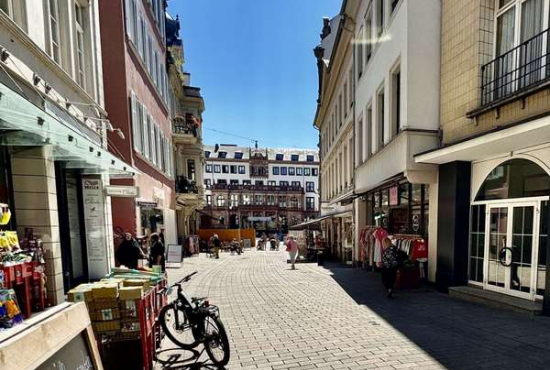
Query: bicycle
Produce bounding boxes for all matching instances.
[158,271,230,367]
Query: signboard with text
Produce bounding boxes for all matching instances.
[105,185,140,198]
[82,177,109,280]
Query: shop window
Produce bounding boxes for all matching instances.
[411,183,422,204]
[476,159,550,201]
[381,189,389,207]
[470,205,486,283]
[238,165,246,174]
[214,165,221,173]
[398,182,408,205]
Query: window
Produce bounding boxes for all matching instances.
[377,86,385,150]
[217,179,227,185]
[292,181,300,187]
[366,103,373,157]
[469,205,486,283]
[230,194,239,207]
[214,165,221,173]
[290,197,299,209]
[304,168,311,176]
[254,194,264,205]
[288,167,295,176]
[218,152,227,159]
[204,179,211,188]
[279,196,287,208]
[243,180,251,185]
[339,94,343,127]
[230,180,239,185]
[306,197,315,211]
[238,165,246,174]
[306,155,314,162]
[74,2,86,88]
[391,65,401,138]
[312,168,318,176]
[376,0,384,37]
[206,195,212,206]
[291,154,299,161]
[0,0,11,16]
[205,151,211,158]
[267,195,276,206]
[296,168,302,176]
[391,0,400,13]
[242,194,251,205]
[281,167,288,176]
[357,116,363,164]
[48,0,61,64]
[365,5,373,64]
[273,167,280,175]
[255,180,264,186]
[230,165,237,174]
[222,165,229,174]
[280,181,289,187]
[344,82,348,117]
[187,159,196,181]
[357,27,364,77]
[216,196,225,207]
[306,182,315,192]
[234,152,243,159]
[276,153,284,161]
[267,181,276,186]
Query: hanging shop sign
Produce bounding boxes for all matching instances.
[412,214,421,232]
[389,186,398,206]
[0,303,103,370]
[105,185,140,198]
[137,201,158,208]
[82,177,109,280]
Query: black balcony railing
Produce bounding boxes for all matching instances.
[481,28,550,106]
[210,184,304,193]
[176,175,198,194]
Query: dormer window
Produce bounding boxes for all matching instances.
[276,153,284,161]
[234,152,243,159]
[291,154,299,161]
[306,155,314,162]
[205,151,211,158]
[218,151,227,159]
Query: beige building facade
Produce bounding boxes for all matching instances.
[417,0,550,310]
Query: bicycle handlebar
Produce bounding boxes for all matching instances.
[174,271,198,286]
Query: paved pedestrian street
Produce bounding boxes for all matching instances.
[156,250,550,370]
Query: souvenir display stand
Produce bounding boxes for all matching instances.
[359,225,428,289]
[0,302,104,370]
[67,267,167,370]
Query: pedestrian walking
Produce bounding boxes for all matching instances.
[286,235,299,270]
[213,234,221,259]
[115,232,146,269]
[149,233,166,272]
[379,237,398,298]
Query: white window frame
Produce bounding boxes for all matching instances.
[47,0,61,64]
[74,1,86,89]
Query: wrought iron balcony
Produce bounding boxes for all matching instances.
[481,28,550,106]
[176,175,198,194]
[209,184,304,193]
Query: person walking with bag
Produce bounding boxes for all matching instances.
[379,237,398,298]
[286,235,299,270]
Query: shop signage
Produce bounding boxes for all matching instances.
[166,244,183,265]
[105,185,140,198]
[389,187,398,206]
[412,214,421,232]
[82,177,109,280]
[137,201,158,208]
[36,331,97,370]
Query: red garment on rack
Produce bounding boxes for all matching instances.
[411,239,428,260]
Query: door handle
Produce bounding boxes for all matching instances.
[498,247,513,267]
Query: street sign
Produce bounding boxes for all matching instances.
[137,201,158,208]
[105,185,140,198]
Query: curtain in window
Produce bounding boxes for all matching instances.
[495,7,516,99]
[520,0,544,86]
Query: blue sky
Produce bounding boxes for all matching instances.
[167,0,341,150]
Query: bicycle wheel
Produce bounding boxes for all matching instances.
[203,315,230,367]
[159,304,199,349]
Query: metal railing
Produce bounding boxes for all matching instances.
[176,175,198,194]
[481,28,550,106]
[173,118,199,137]
[210,184,304,193]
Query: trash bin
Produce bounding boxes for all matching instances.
[317,251,325,266]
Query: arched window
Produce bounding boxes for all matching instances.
[475,159,550,201]
[216,195,225,207]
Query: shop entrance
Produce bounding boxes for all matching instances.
[470,158,550,301]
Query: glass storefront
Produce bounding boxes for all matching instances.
[470,159,550,300]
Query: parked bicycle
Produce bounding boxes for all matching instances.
[158,271,230,367]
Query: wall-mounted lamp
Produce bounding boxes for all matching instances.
[37,117,44,126]
[44,83,52,94]
[32,74,41,86]
[0,47,9,62]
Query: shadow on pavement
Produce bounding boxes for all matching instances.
[323,262,550,370]
[156,347,226,370]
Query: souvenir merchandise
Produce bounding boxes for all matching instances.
[0,289,23,331]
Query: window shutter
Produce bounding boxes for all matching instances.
[143,108,149,158]
[130,93,139,152]
[150,119,156,163]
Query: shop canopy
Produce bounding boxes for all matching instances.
[289,216,330,230]
[0,82,139,177]
[415,115,550,165]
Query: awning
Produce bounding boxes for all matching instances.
[289,216,330,230]
[0,82,139,177]
[415,115,550,165]
[329,190,357,205]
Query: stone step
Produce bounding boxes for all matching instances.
[449,285,543,315]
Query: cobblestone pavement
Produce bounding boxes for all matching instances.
[156,249,550,369]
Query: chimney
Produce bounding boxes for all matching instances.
[320,17,331,40]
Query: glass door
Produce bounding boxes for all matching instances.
[485,202,539,299]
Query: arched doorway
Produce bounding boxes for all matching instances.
[470,159,550,300]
